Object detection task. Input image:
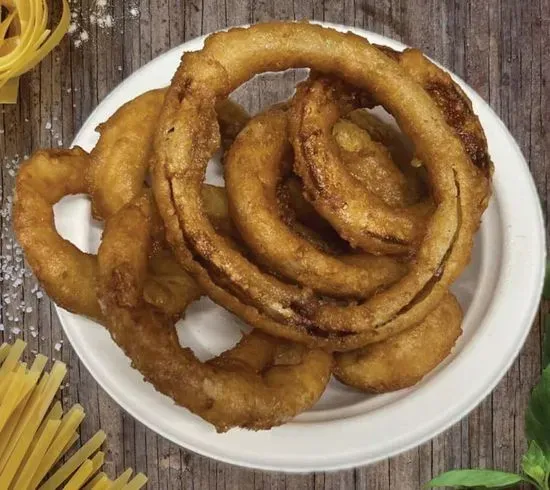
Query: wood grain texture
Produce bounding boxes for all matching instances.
[0,0,547,488]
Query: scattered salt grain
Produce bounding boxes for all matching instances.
[129,7,139,17]
[31,331,38,338]
[54,342,62,351]
[11,327,20,335]
[68,22,78,34]
[45,121,52,130]
[80,31,89,42]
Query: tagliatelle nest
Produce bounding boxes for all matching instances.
[0,0,69,103]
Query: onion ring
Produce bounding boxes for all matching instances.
[14,148,102,320]
[97,193,332,432]
[225,107,406,298]
[333,291,463,393]
[152,22,489,349]
[290,46,492,254]
[87,89,167,220]
[290,76,431,254]
[87,88,250,220]
[14,149,235,320]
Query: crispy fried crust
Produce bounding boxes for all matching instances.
[291,77,431,254]
[13,149,216,321]
[97,194,332,432]
[87,89,167,220]
[225,108,407,298]
[87,88,250,221]
[152,22,490,349]
[333,292,463,392]
[14,148,103,320]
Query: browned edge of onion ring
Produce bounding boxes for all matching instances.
[333,291,463,393]
[152,22,489,349]
[225,106,407,298]
[14,149,237,321]
[97,192,332,432]
[291,76,431,254]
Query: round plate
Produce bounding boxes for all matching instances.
[58,23,545,472]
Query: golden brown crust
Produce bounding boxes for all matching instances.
[152,22,489,348]
[290,77,431,254]
[333,292,463,392]
[14,148,103,320]
[87,88,167,220]
[225,108,407,298]
[14,149,206,321]
[97,194,332,432]
[87,89,250,222]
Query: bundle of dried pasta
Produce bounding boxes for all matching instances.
[0,339,147,489]
[0,0,70,103]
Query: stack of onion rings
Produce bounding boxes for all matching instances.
[15,22,493,431]
[152,22,491,349]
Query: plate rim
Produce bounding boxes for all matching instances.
[60,22,546,472]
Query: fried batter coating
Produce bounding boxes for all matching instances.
[291,77,432,255]
[333,292,463,392]
[15,148,102,320]
[14,152,238,320]
[225,107,406,298]
[345,108,428,200]
[87,89,166,220]
[97,193,332,432]
[153,22,489,348]
[87,88,250,221]
[333,119,418,207]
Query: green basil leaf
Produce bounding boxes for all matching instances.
[544,261,550,299]
[521,440,549,487]
[526,365,550,455]
[543,315,550,369]
[427,469,524,488]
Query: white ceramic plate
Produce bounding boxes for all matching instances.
[57,23,545,472]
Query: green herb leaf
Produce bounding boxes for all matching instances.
[526,365,550,455]
[426,469,524,488]
[544,261,550,299]
[521,440,549,488]
[543,315,550,370]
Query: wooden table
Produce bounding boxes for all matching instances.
[1,1,547,488]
